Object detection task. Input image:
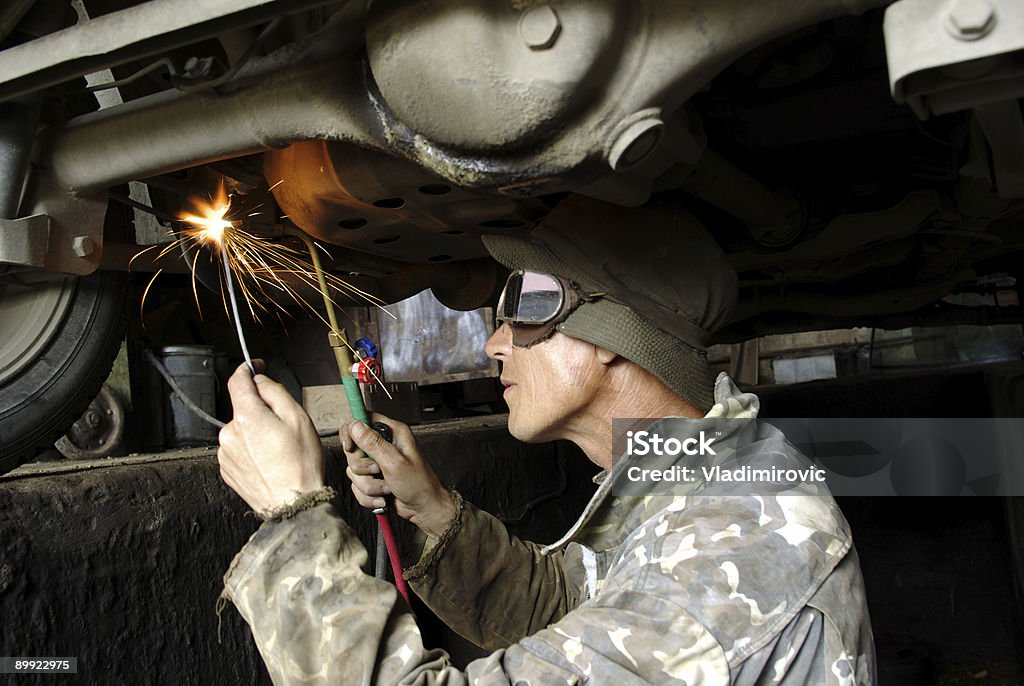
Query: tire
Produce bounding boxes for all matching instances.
[0,225,129,475]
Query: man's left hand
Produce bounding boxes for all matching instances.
[218,362,325,514]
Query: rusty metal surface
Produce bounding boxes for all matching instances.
[264,141,547,264]
[55,383,125,459]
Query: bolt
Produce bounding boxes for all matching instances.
[519,6,560,50]
[183,56,212,79]
[86,410,101,428]
[608,116,664,172]
[71,236,94,257]
[946,0,996,40]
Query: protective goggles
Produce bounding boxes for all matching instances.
[495,270,603,347]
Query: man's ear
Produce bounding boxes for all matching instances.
[595,345,619,365]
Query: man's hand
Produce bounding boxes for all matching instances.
[218,362,325,514]
[342,415,455,538]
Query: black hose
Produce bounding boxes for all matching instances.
[142,349,225,429]
[108,190,177,224]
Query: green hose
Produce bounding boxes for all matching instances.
[343,376,368,423]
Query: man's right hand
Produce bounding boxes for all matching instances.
[342,415,456,539]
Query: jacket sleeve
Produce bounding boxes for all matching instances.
[403,494,577,649]
[222,502,730,686]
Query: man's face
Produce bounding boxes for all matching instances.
[484,323,607,443]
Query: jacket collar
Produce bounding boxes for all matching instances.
[541,373,758,555]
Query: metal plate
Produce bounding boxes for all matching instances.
[378,290,498,386]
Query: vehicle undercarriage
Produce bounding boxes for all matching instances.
[1,0,1022,469]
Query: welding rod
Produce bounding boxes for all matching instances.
[222,246,255,374]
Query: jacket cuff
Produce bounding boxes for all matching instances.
[403,489,464,581]
[256,486,337,522]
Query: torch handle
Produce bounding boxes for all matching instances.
[342,375,369,423]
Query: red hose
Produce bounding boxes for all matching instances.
[375,510,410,605]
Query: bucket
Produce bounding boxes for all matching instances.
[152,345,219,447]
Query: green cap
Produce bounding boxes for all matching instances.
[482,196,737,411]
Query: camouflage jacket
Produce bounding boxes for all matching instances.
[223,374,875,684]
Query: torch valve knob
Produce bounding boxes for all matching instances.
[354,337,379,360]
[353,356,382,384]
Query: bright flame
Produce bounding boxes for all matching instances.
[179,182,233,246]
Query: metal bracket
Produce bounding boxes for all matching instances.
[885,0,1024,118]
[0,173,106,275]
[0,214,50,269]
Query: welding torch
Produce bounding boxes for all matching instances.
[287,228,410,605]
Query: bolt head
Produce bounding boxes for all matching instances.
[519,6,561,50]
[947,0,996,39]
[182,56,212,79]
[71,235,94,257]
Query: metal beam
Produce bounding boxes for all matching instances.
[0,0,343,103]
[39,13,378,193]
[40,57,378,192]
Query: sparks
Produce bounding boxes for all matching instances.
[133,179,394,384]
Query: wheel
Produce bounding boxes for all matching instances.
[0,215,129,474]
[55,384,126,460]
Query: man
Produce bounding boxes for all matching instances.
[218,196,875,684]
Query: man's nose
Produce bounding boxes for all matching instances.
[485,322,512,360]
